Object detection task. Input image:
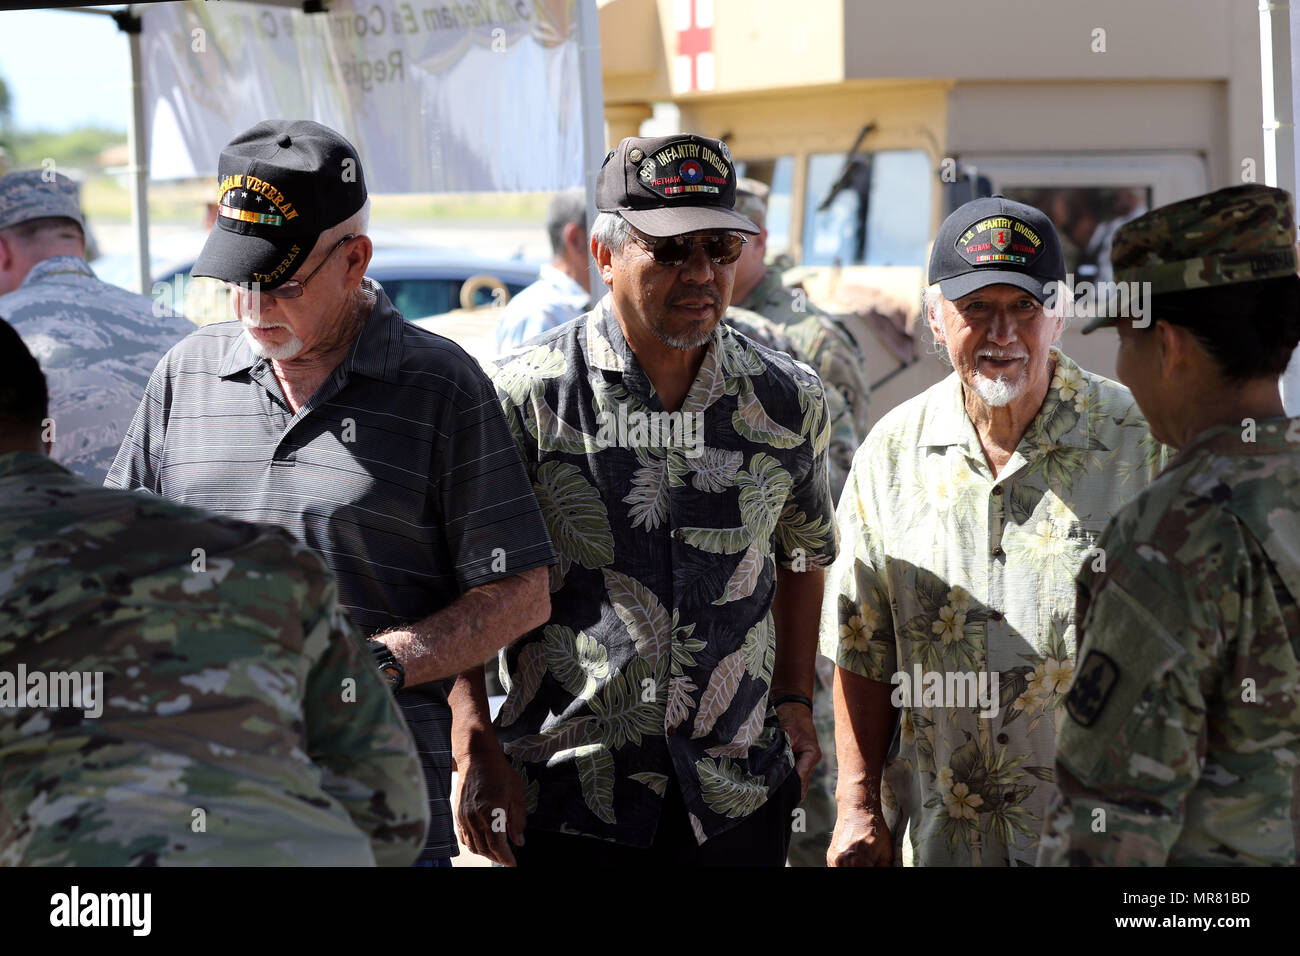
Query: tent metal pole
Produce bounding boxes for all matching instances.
[577,0,606,298]
[1260,0,1296,197]
[125,8,150,296]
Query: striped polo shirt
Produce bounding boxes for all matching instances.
[106,280,556,861]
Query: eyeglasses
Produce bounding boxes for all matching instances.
[244,234,356,299]
[627,232,747,267]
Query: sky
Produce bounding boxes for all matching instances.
[0,8,130,132]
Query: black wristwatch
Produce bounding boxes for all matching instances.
[368,638,405,693]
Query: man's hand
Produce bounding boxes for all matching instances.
[827,803,893,866]
[776,701,821,801]
[455,745,526,866]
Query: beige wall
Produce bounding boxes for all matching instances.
[842,0,1235,81]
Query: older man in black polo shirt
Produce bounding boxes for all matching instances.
[107,120,556,866]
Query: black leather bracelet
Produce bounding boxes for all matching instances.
[368,638,406,693]
[771,694,813,711]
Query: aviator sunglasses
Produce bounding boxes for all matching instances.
[627,231,747,267]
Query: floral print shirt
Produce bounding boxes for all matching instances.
[487,299,836,846]
[820,349,1164,865]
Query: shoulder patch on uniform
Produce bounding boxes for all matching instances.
[1066,650,1120,727]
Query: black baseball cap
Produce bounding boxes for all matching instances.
[597,134,758,237]
[928,196,1065,302]
[192,120,367,290]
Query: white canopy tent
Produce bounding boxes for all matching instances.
[1259,0,1300,412]
[66,0,606,296]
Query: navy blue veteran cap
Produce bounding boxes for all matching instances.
[928,196,1066,303]
[597,134,759,237]
[192,120,367,289]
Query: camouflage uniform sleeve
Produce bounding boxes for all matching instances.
[792,309,870,503]
[824,315,872,439]
[1038,562,1204,866]
[300,569,430,866]
[823,382,854,504]
[103,351,169,492]
[818,444,896,683]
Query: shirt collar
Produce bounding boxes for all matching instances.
[538,263,589,303]
[917,347,1091,453]
[0,450,68,480]
[21,255,95,288]
[219,278,404,384]
[1175,415,1300,461]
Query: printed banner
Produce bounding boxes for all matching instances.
[141,0,585,192]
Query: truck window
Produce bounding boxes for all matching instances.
[1002,187,1151,283]
[802,149,932,267]
[735,156,795,259]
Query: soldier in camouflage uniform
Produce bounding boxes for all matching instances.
[0,321,429,865]
[1040,184,1300,865]
[731,179,868,865]
[0,170,192,485]
[733,178,870,500]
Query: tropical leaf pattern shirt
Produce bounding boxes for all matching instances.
[487,298,837,846]
[819,349,1165,865]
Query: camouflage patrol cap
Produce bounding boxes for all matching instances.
[0,170,84,232]
[1083,184,1298,333]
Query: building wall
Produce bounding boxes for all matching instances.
[597,0,1268,421]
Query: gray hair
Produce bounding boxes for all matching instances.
[547,188,587,256]
[318,197,370,249]
[314,198,372,315]
[591,211,631,252]
[923,282,953,366]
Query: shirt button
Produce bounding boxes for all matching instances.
[672,529,684,542]
[989,610,1004,622]
[996,733,1009,745]
[991,546,1004,558]
[992,485,1003,496]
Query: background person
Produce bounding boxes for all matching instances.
[494,186,592,352]
[0,170,192,484]
[0,318,428,866]
[730,176,870,865]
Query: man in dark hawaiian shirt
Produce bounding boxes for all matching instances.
[450,134,838,866]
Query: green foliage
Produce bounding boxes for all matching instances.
[9,126,126,170]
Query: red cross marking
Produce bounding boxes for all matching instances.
[676,0,712,91]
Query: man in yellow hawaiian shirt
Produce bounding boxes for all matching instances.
[821,196,1164,866]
